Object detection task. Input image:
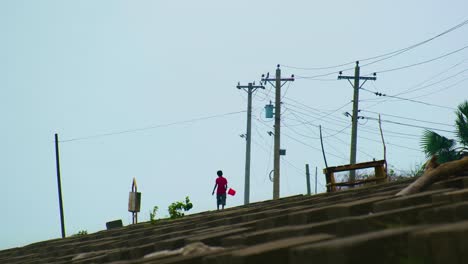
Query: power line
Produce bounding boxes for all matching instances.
[409,76,468,100]
[254,84,273,102]
[394,68,468,97]
[283,18,468,71]
[371,44,468,74]
[281,157,306,177]
[393,59,468,97]
[359,60,468,109]
[281,105,347,130]
[275,111,379,160]
[295,78,338,82]
[273,106,422,156]
[320,126,376,159]
[282,98,352,123]
[255,89,353,130]
[359,134,422,152]
[360,110,453,127]
[295,69,353,80]
[282,106,423,152]
[255,117,348,161]
[272,97,427,151]
[363,116,455,133]
[282,103,422,142]
[282,81,293,99]
[360,87,455,110]
[60,110,246,143]
[283,132,347,160]
[251,124,325,181]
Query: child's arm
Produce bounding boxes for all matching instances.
[212,183,217,195]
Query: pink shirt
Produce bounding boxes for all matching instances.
[215,177,228,194]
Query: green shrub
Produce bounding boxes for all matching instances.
[72,230,88,236]
[149,206,159,224]
[168,196,193,219]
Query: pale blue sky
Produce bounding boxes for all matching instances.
[1,0,467,250]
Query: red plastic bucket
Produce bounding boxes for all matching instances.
[227,188,236,196]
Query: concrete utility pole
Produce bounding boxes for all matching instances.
[338,61,376,182]
[237,82,264,205]
[262,65,294,199]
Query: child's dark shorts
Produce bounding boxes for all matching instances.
[217,193,226,206]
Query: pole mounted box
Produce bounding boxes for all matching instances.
[128,192,141,212]
[265,104,274,118]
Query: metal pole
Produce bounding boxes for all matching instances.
[244,83,253,205]
[305,164,311,195]
[349,61,361,182]
[315,166,318,194]
[273,66,281,199]
[54,133,66,238]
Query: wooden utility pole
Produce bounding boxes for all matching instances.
[54,133,66,238]
[338,61,376,183]
[305,164,311,195]
[319,125,328,168]
[262,65,294,199]
[237,82,264,205]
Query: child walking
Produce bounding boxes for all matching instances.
[212,170,228,210]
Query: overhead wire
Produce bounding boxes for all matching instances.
[360,87,456,110]
[283,102,422,141]
[320,125,376,159]
[360,110,453,127]
[282,103,424,148]
[363,116,455,134]
[359,59,468,109]
[284,18,468,71]
[282,98,352,124]
[256,116,348,161]
[281,110,376,159]
[394,58,468,97]
[370,44,468,75]
[280,108,381,159]
[409,76,468,100]
[281,81,293,99]
[60,110,247,143]
[283,105,423,151]
[393,67,468,98]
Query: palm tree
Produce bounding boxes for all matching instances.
[421,101,468,163]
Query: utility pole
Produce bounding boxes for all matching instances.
[54,133,66,238]
[262,65,294,199]
[305,164,311,195]
[237,82,264,205]
[338,61,376,182]
[315,166,318,194]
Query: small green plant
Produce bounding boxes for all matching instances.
[149,206,159,224]
[72,230,88,236]
[408,162,424,178]
[168,196,193,219]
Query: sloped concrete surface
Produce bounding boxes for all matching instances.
[2,174,468,263]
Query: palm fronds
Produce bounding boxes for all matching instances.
[455,101,468,147]
[420,130,457,163]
